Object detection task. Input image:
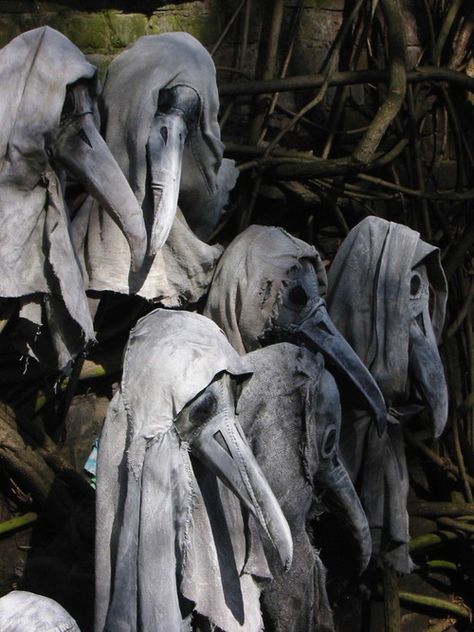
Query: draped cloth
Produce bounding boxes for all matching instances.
[327,216,447,572]
[73,32,235,304]
[0,26,96,368]
[0,591,80,632]
[96,310,270,632]
[204,225,328,355]
[239,343,335,632]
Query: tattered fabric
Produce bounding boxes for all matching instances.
[238,343,335,632]
[96,310,270,632]
[327,216,447,572]
[73,32,235,304]
[0,27,96,368]
[204,224,328,355]
[0,590,80,632]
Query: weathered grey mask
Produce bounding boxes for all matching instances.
[0,27,147,368]
[73,32,232,304]
[327,216,448,438]
[326,216,448,572]
[96,310,292,632]
[407,265,448,437]
[204,225,387,433]
[236,343,371,632]
[53,80,147,269]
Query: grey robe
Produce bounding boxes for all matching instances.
[204,224,328,355]
[0,26,96,368]
[74,32,237,304]
[239,343,335,632]
[327,216,447,572]
[96,310,271,632]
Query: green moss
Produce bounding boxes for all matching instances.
[108,11,147,49]
[50,11,111,52]
[148,3,219,46]
[0,17,22,48]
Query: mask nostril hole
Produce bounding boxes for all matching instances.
[213,430,232,456]
[78,128,93,149]
[321,427,337,458]
[160,126,168,144]
[410,274,421,296]
[415,312,426,335]
[289,285,308,307]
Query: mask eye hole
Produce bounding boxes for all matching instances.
[189,390,218,426]
[289,285,309,307]
[410,273,421,297]
[321,426,337,459]
[60,89,75,123]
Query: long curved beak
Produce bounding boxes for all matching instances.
[54,114,147,271]
[146,113,187,254]
[146,87,200,254]
[408,316,448,438]
[297,302,387,434]
[192,413,293,571]
[315,457,371,573]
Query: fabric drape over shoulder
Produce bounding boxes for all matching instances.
[204,225,328,354]
[73,32,235,304]
[327,216,447,572]
[96,310,270,632]
[0,26,96,368]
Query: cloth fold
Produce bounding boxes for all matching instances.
[96,310,270,632]
[327,216,447,572]
[0,27,97,369]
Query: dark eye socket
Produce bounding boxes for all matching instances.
[60,89,75,122]
[410,274,421,296]
[289,285,309,307]
[189,391,218,425]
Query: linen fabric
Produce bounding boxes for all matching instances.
[0,26,96,368]
[95,310,269,632]
[73,32,235,304]
[204,224,328,355]
[327,216,447,572]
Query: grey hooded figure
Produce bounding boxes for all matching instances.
[204,226,375,630]
[95,309,293,632]
[237,342,372,632]
[0,27,148,369]
[327,216,448,572]
[204,224,387,433]
[73,32,238,306]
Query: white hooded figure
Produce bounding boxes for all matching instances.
[0,591,80,631]
[73,32,239,307]
[0,27,147,369]
[95,309,293,632]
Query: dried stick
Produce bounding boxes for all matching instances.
[446,277,474,338]
[412,502,474,517]
[384,567,401,632]
[0,512,37,536]
[211,0,246,57]
[218,67,474,97]
[398,591,471,620]
[352,0,407,164]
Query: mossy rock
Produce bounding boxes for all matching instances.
[49,11,112,52]
[107,11,147,49]
[148,3,219,46]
